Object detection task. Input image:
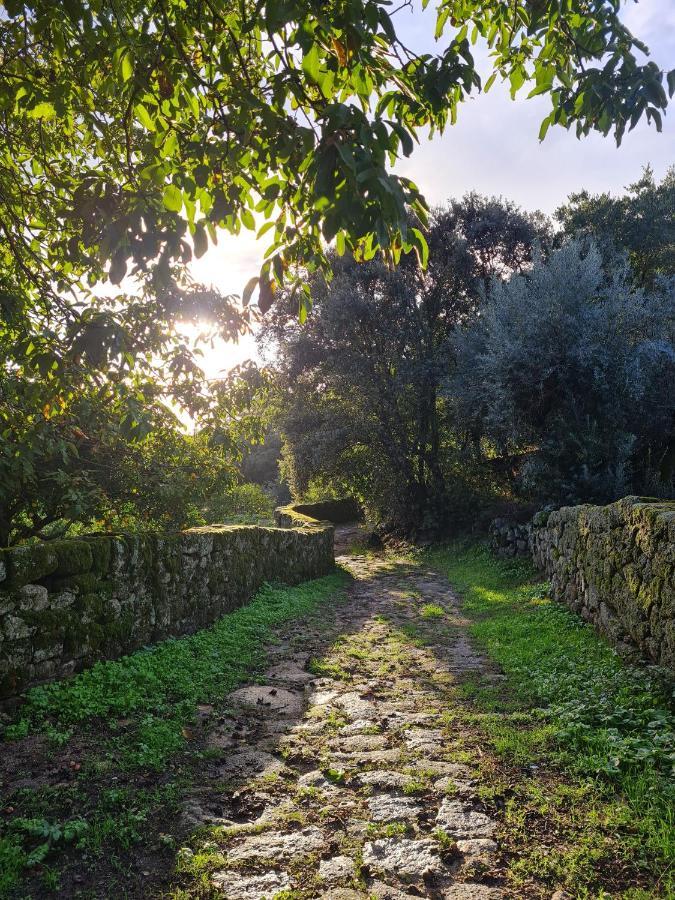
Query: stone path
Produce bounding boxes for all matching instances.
[180,538,507,899]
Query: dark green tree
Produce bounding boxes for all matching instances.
[267,196,549,533]
[452,242,675,505]
[556,166,675,285]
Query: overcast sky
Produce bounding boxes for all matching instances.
[188,0,675,379]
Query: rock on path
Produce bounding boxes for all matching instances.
[180,535,505,898]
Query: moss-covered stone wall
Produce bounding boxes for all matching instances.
[274,497,361,528]
[0,524,334,699]
[530,497,674,670]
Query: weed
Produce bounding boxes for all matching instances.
[433,828,457,850]
[366,821,408,838]
[420,603,444,619]
[402,779,427,795]
[9,817,88,867]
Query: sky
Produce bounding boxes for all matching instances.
[186,0,675,382]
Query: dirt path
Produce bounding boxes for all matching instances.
[178,536,509,899]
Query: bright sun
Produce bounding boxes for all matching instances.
[184,228,265,379]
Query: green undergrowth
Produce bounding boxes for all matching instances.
[4,570,350,757]
[426,542,674,895]
[0,571,350,895]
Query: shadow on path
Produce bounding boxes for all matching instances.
[171,526,511,899]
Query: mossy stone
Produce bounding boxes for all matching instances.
[51,572,106,595]
[83,537,112,575]
[52,540,93,576]
[5,543,58,588]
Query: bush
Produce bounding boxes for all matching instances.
[202,483,275,525]
[452,241,675,505]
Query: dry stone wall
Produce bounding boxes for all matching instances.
[0,524,334,699]
[489,518,531,558]
[530,497,674,670]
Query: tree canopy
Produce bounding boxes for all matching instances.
[267,187,674,533]
[556,165,675,285]
[1,0,672,317]
[264,195,549,532]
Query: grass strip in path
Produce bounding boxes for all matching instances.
[0,569,350,897]
[426,543,674,898]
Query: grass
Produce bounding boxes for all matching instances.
[0,570,350,895]
[3,570,350,768]
[426,542,675,896]
[420,603,444,619]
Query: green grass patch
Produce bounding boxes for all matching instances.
[0,571,349,895]
[426,542,675,894]
[3,570,350,767]
[420,603,444,619]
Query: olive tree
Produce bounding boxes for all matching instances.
[452,242,675,505]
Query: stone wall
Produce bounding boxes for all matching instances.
[275,497,361,528]
[0,524,334,699]
[489,518,531,558]
[530,497,674,670]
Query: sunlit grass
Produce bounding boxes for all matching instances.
[426,542,675,894]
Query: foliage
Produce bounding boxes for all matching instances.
[268,195,548,533]
[557,165,675,285]
[0,835,25,896]
[0,374,228,544]
[201,482,275,525]
[452,241,675,505]
[0,0,670,318]
[9,818,89,868]
[240,430,283,486]
[427,543,674,889]
[0,341,277,544]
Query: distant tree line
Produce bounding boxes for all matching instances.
[266,168,675,536]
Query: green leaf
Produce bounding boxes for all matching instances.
[411,228,428,268]
[27,101,56,120]
[193,223,208,258]
[667,69,675,99]
[120,49,134,83]
[257,221,276,239]
[390,122,414,157]
[538,114,551,141]
[240,208,255,230]
[258,275,276,313]
[108,251,127,285]
[161,131,178,158]
[302,44,321,83]
[162,184,183,212]
[135,104,156,131]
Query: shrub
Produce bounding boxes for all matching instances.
[202,483,274,524]
[452,242,675,505]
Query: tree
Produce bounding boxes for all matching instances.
[556,166,675,285]
[0,0,671,318]
[452,242,675,505]
[0,307,273,544]
[267,196,549,532]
